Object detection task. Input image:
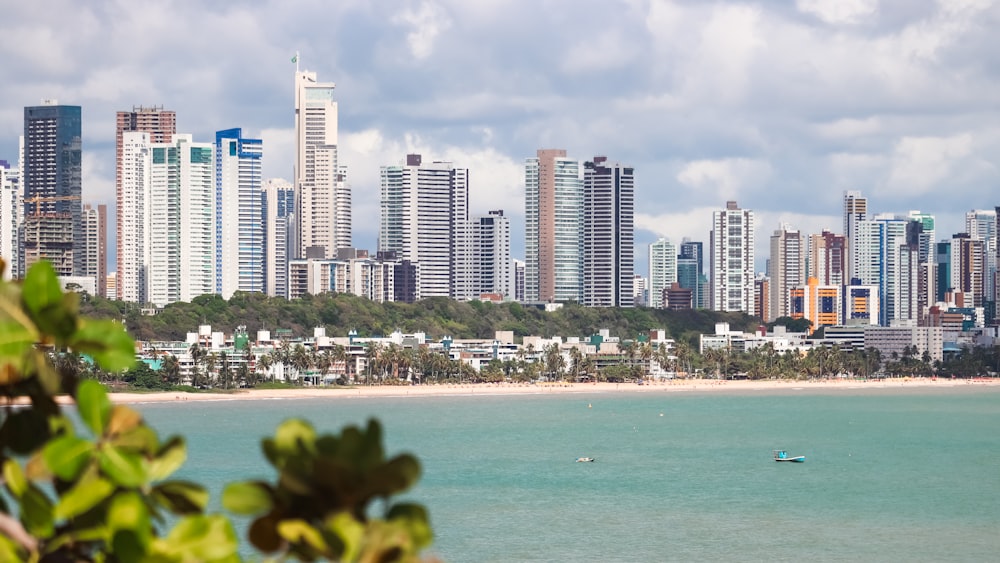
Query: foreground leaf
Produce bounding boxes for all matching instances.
[76,379,111,436]
[222,481,274,515]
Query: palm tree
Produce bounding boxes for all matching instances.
[189,343,207,388]
[291,344,311,385]
[256,353,273,383]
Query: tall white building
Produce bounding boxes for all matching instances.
[854,214,911,326]
[582,156,634,308]
[81,204,106,298]
[648,238,677,308]
[295,66,350,260]
[524,149,582,303]
[710,201,755,314]
[844,190,868,281]
[768,225,805,322]
[118,133,214,306]
[0,162,21,280]
[454,210,511,300]
[965,209,996,308]
[216,128,264,299]
[379,154,468,299]
[264,178,295,298]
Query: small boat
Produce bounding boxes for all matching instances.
[576,457,595,463]
[772,450,805,463]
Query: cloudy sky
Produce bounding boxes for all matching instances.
[3,0,999,274]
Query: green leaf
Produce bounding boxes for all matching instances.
[0,318,36,360]
[2,459,27,498]
[98,445,147,487]
[53,477,113,520]
[326,512,365,561]
[160,514,239,561]
[386,502,434,548]
[71,319,136,372]
[0,408,51,455]
[106,405,144,437]
[21,484,55,536]
[0,534,25,563]
[21,261,73,339]
[76,379,111,436]
[110,424,159,453]
[108,492,151,557]
[269,418,317,458]
[277,519,329,554]
[151,481,209,515]
[146,436,186,481]
[221,481,274,515]
[42,435,95,481]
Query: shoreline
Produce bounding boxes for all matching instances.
[100,377,1000,404]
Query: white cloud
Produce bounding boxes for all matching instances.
[885,133,974,195]
[392,1,452,60]
[796,0,879,25]
[676,158,772,202]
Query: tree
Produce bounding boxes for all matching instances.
[0,259,435,561]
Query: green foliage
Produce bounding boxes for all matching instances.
[0,260,435,562]
[83,289,758,344]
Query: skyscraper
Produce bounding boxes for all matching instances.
[965,209,996,316]
[216,128,264,299]
[295,66,350,259]
[648,238,677,308]
[844,190,867,282]
[808,230,846,287]
[678,239,706,308]
[524,149,582,303]
[81,204,106,298]
[264,179,295,298]
[768,225,805,321]
[454,210,511,300]
[854,214,911,325]
[0,161,20,280]
[23,102,82,276]
[118,132,214,306]
[582,156,634,308]
[710,201,755,314]
[379,154,468,299]
[116,106,175,299]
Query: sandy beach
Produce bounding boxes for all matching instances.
[103,377,1000,404]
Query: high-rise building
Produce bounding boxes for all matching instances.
[854,214,911,325]
[790,277,842,331]
[118,132,214,306]
[116,106,175,299]
[264,179,295,298]
[0,161,20,280]
[582,156,634,308]
[510,258,525,303]
[950,233,985,308]
[844,190,867,281]
[632,275,649,308]
[965,209,996,316]
[710,201,755,314]
[808,230,846,287]
[648,238,677,308]
[81,204,106,297]
[295,66,350,260]
[379,154,468,299]
[768,225,805,321]
[524,149,582,303]
[454,210,511,300]
[216,128,264,299]
[678,239,706,308]
[23,102,82,276]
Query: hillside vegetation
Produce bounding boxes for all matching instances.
[81,292,760,345]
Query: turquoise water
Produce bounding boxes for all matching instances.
[137,386,1000,562]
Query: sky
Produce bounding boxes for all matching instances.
[2,0,999,275]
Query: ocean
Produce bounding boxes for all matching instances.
[136,385,1000,562]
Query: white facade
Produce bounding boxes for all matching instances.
[216,129,264,299]
[264,178,295,298]
[648,238,677,308]
[965,209,996,306]
[710,201,755,314]
[295,69,350,259]
[769,225,806,321]
[118,132,215,306]
[455,210,511,300]
[118,131,151,303]
[0,164,20,280]
[379,155,468,299]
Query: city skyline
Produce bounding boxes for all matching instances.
[3,1,998,272]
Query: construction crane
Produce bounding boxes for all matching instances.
[24,194,81,216]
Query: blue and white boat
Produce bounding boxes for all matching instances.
[772,450,805,463]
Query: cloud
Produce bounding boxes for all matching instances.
[884,133,974,195]
[392,1,452,60]
[796,0,878,25]
[676,158,773,202]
